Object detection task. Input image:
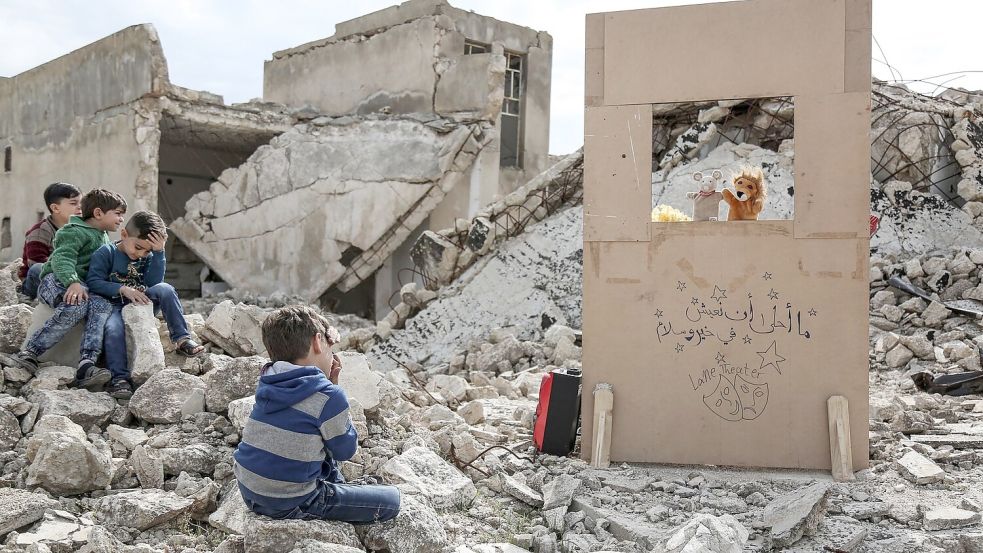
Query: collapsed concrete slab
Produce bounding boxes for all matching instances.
[171,115,492,300]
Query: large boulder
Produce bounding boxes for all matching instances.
[357,494,447,553]
[129,369,206,424]
[124,303,166,384]
[33,389,116,428]
[380,446,477,510]
[0,304,32,353]
[25,415,113,495]
[202,355,264,412]
[199,301,268,357]
[93,489,195,531]
[0,488,59,538]
[158,443,222,476]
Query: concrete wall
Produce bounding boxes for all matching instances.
[0,25,167,260]
[263,0,553,202]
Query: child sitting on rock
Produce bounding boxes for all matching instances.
[0,189,124,390]
[233,305,401,523]
[86,210,204,399]
[18,182,82,300]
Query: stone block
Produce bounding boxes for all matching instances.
[22,304,83,366]
[93,489,195,531]
[33,389,116,428]
[762,482,830,548]
[896,450,945,484]
[381,446,476,510]
[922,506,981,531]
[0,488,58,538]
[357,494,448,553]
[336,352,382,411]
[0,304,33,353]
[202,355,264,412]
[663,513,748,553]
[123,303,166,384]
[129,369,206,424]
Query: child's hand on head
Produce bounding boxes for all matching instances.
[147,230,167,252]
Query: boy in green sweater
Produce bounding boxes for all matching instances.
[0,189,127,390]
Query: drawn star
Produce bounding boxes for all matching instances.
[677,281,687,291]
[691,297,700,305]
[767,288,779,301]
[715,352,727,364]
[747,292,753,299]
[743,335,752,344]
[655,309,664,318]
[675,344,684,353]
[763,272,773,280]
[710,286,728,304]
[808,308,818,317]
[757,340,787,375]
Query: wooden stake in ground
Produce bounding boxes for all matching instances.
[827,395,855,482]
[591,383,614,468]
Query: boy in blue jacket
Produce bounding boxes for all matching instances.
[233,305,400,523]
[86,210,204,398]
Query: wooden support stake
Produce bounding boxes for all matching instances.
[591,383,614,469]
[827,395,855,482]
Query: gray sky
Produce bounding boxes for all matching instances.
[2,1,980,155]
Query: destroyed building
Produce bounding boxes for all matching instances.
[0,0,552,320]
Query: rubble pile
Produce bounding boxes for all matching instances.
[3,78,983,553]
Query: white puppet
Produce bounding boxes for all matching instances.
[686,170,724,221]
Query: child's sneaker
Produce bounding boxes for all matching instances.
[0,351,40,374]
[107,379,133,400]
[74,359,111,391]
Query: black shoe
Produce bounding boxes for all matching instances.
[0,351,40,374]
[107,379,133,400]
[75,360,111,392]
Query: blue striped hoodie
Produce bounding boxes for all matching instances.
[233,361,357,514]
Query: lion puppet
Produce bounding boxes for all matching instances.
[722,166,767,221]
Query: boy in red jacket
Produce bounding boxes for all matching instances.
[19,182,82,299]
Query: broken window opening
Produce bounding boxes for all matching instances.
[0,217,10,249]
[650,96,795,223]
[500,51,524,168]
[463,40,489,55]
[3,146,10,172]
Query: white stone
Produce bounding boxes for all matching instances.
[209,484,251,534]
[762,482,830,548]
[922,301,952,327]
[33,389,116,429]
[336,352,383,410]
[0,408,20,450]
[544,325,576,348]
[551,337,582,365]
[227,396,257,434]
[427,374,468,404]
[93,489,194,531]
[20,304,83,366]
[123,303,166,384]
[106,424,148,451]
[885,345,914,369]
[457,400,485,425]
[202,355,264,412]
[896,450,944,484]
[129,369,206,424]
[25,415,112,496]
[502,474,543,507]
[0,488,58,538]
[381,446,477,510]
[199,301,268,357]
[357,494,448,553]
[922,506,982,531]
[243,516,362,553]
[0,304,33,354]
[663,513,748,553]
[542,475,582,511]
[131,445,165,489]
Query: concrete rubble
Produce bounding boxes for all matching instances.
[2,10,983,552]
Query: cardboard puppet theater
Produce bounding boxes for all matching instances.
[582,0,872,470]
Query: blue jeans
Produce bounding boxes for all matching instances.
[245,463,401,524]
[20,263,43,300]
[104,283,189,382]
[24,273,112,362]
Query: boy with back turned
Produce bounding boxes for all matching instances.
[233,305,400,523]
